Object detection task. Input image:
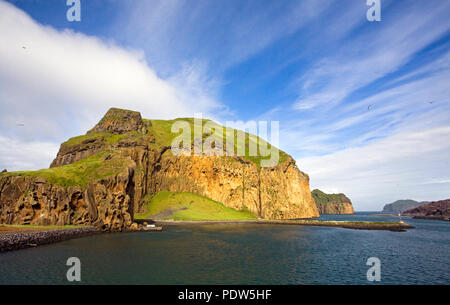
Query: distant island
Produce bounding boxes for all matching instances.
[311,189,355,215]
[403,199,450,221]
[382,199,427,214]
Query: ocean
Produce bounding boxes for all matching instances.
[0,212,449,284]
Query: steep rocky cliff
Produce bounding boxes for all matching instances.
[0,108,319,230]
[312,189,355,215]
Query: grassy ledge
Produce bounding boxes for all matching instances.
[135,191,257,221]
[1,150,130,188]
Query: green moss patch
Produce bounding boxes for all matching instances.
[3,150,130,188]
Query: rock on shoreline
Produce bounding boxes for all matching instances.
[0,227,98,252]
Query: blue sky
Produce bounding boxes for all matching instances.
[0,0,449,210]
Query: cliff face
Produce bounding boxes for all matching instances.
[0,108,319,230]
[0,152,138,231]
[403,199,450,221]
[153,154,318,219]
[382,200,425,214]
[312,189,355,215]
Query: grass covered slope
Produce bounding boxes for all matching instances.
[148,118,289,166]
[1,150,131,187]
[312,189,351,204]
[135,191,257,221]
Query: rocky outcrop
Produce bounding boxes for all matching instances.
[87,107,149,135]
[0,161,136,231]
[50,136,107,168]
[0,107,319,230]
[403,199,450,221]
[312,189,355,215]
[50,108,153,168]
[382,199,426,214]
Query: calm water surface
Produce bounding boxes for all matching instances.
[0,212,449,284]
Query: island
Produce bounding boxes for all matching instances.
[311,189,355,215]
[0,108,414,251]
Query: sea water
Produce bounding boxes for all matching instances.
[0,212,448,284]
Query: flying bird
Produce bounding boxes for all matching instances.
[368,105,372,110]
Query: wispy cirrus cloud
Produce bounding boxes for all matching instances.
[293,0,450,111]
[113,0,337,76]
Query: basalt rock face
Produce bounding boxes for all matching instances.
[312,189,355,215]
[0,159,136,231]
[403,199,450,221]
[50,108,152,168]
[0,108,319,230]
[50,136,106,168]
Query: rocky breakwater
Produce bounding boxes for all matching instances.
[312,189,355,215]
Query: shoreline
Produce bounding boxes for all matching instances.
[155,219,415,232]
[0,218,415,252]
[0,227,99,252]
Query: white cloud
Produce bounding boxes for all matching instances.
[0,1,222,170]
[0,136,59,171]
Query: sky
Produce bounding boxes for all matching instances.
[0,0,449,210]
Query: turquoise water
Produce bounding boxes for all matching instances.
[0,212,449,284]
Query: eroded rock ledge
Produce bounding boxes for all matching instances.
[312,189,355,215]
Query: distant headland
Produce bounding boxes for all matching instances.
[311,189,355,215]
[0,108,415,252]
